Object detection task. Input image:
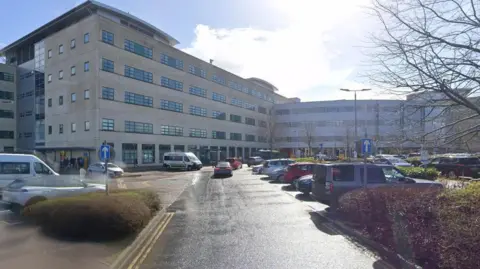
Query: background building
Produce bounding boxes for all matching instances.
[0,0,289,167]
[0,64,16,152]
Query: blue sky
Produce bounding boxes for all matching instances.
[0,0,391,101]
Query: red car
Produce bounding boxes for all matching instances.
[226,158,243,170]
[283,162,315,184]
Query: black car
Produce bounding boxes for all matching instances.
[422,155,480,178]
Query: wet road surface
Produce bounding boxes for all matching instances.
[139,169,393,269]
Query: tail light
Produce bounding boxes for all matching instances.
[215,168,220,171]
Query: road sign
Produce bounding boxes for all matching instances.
[99,145,111,161]
[361,139,372,155]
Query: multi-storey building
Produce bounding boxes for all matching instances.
[273,99,408,156]
[0,64,16,152]
[0,0,289,166]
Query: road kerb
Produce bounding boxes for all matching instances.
[109,208,167,269]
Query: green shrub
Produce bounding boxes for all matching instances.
[406,157,422,166]
[23,189,160,241]
[397,166,439,180]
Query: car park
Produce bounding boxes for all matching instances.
[226,158,243,170]
[310,163,443,208]
[213,162,233,177]
[247,156,264,167]
[87,162,124,178]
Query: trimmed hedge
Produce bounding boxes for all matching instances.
[397,166,439,180]
[338,185,480,268]
[23,189,160,241]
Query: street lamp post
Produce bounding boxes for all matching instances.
[340,88,371,157]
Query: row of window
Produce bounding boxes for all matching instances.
[47,90,90,107]
[0,72,14,83]
[276,105,399,115]
[47,62,90,82]
[100,118,262,141]
[0,90,14,101]
[100,29,276,104]
[0,131,14,139]
[277,119,399,128]
[0,109,14,119]
[47,121,90,135]
[276,135,402,142]
[100,87,267,126]
[48,33,90,59]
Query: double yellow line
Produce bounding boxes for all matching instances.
[127,212,174,269]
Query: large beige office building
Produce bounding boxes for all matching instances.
[0,65,16,152]
[1,0,288,165]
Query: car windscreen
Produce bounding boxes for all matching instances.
[164,156,183,161]
[107,164,118,168]
[186,153,200,161]
[217,162,231,168]
[387,158,404,163]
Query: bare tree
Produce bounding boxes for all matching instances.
[366,0,480,148]
[303,122,316,156]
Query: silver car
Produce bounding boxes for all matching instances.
[261,159,295,178]
[87,162,124,178]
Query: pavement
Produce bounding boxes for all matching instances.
[136,169,395,269]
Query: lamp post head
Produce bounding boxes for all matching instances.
[340,88,350,92]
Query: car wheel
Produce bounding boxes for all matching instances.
[277,175,284,183]
[303,191,309,196]
[248,164,251,167]
[186,165,192,171]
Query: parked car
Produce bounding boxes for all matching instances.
[2,177,105,213]
[87,162,124,178]
[310,163,443,208]
[373,157,412,167]
[252,164,264,174]
[283,162,315,184]
[213,162,233,177]
[266,167,286,181]
[261,159,296,176]
[294,174,313,195]
[226,158,243,170]
[421,155,480,178]
[247,156,264,167]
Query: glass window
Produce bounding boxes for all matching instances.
[231,98,243,107]
[71,93,76,102]
[160,54,183,70]
[230,114,242,123]
[332,165,355,182]
[59,70,63,79]
[84,33,90,43]
[47,74,52,82]
[142,144,155,164]
[59,44,64,54]
[102,58,114,72]
[84,89,90,99]
[0,72,14,82]
[160,99,183,112]
[71,66,76,75]
[245,134,255,141]
[189,128,207,138]
[244,102,256,111]
[381,167,406,183]
[245,117,255,126]
[102,87,114,100]
[59,124,64,134]
[0,162,30,174]
[124,39,153,59]
[84,61,90,72]
[189,86,207,98]
[212,131,226,140]
[212,92,226,103]
[160,76,183,91]
[125,121,153,134]
[360,167,387,183]
[48,50,52,58]
[189,105,207,117]
[102,30,114,45]
[188,65,206,78]
[48,125,52,134]
[212,110,226,120]
[124,65,153,83]
[230,133,242,141]
[102,118,114,131]
[70,39,76,49]
[71,123,76,133]
[212,74,226,85]
[258,106,267,114]
[85,121,90,131]
[59,96,63,105]
[161,125,183,136]
[34,162,51,175]
[122,143,137,164]
[124,91,153,107]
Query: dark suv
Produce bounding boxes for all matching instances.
[422,155,480,178]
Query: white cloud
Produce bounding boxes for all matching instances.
[183,0,395,102]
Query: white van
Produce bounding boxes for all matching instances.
[0,154,58,190]
[163,152,203,170]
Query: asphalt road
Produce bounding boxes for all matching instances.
[139,169,393,269]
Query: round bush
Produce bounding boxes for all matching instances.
[23,193,152,241]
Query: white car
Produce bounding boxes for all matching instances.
[87,162,124,178]
[2,178,105,212]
